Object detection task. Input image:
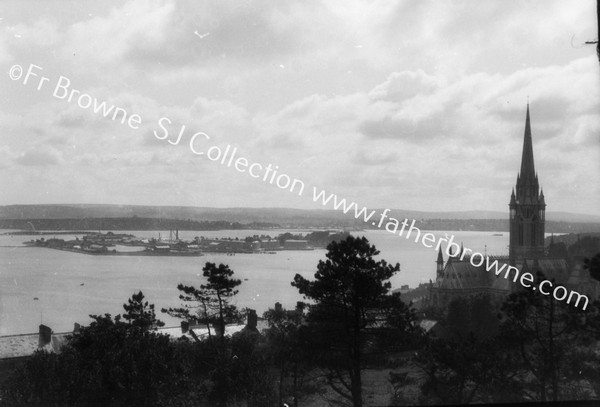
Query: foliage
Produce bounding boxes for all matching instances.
[228,331,279,407]
[262,304,317,407]
[499,285,600,402]
[417,332,523,405]
[122,290,165,331]
[419,282,600,405]
[0,286,279,407]
[444,295,499,340]
[1,313,200,407]
[162,262,243,340]
[161,262,246,407]
[584,252,600,282]
[568,236,600,260]
[291,235,418,407]
[547,240,568,259]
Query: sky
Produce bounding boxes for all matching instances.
[0,0,598,215]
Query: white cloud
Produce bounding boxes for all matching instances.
[1,1,598,215]
[62,0,174,66]
[16,148,63,166]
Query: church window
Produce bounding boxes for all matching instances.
[519,226,524,245]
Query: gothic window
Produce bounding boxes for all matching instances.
[519,225,524,245]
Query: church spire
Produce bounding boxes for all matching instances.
[519,104,536,183]
[509,104,546,264]
[436,247,444,279]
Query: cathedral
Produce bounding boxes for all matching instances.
[428,105,593,309]
[509,105,546,263]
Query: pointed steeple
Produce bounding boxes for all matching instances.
[509,104,546,264]
[519,104,536,183]
[436,247,444,279]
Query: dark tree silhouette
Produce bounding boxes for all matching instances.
[162,262,243,407]
[418,333,522,405]
[163,262,243,341]
[0,313,198,407]
[291,235,415,407]
[122,291,164,331]
[500,283,600,402]
[444,295,499,340]
[263,303,315,407]
[584,252,600,283]
[547,240,568,259]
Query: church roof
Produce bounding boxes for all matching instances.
[433,255,512,292]
[521,258,570,282]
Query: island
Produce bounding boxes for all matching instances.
[23,230,351,256]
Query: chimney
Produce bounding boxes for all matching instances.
[38,324,52,348]
[275,302,283,313]
[73,323,81,333]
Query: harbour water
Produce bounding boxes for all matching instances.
[0,229,510,335]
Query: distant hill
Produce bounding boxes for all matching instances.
[1,204,599,222]
[0,217,279,232]
[394,210,600,224]
[0,205,599,232]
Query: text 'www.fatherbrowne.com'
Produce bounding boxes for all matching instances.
[311,188,590,310]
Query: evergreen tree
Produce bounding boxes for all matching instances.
[291,235,416,407]
[584,252,600,283]
[263,304,314,407]
[163,262,243,341]
[499,282,600,402]
[162,262,243,407]
[122,291,164,331]
[1,314,199,407]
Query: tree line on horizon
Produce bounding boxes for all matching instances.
[0,217,279,232]
[3,213,600,234]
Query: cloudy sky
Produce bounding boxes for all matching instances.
[1,0,598,215]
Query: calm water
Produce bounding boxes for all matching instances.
[0,229,509,335]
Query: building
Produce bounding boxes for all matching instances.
[0,314,265,372]
[0,325,70,377]
[283,239,311,250]
[428,105,593,309]
[509,106,546,263]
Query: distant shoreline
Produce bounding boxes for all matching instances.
[36,246,205,257]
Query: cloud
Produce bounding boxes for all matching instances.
[369,70,442,101]
[62,0,174,65]
[16,148,62,166]
[0,147,17,169]
[1,1,598,214]
[8,18,62,47]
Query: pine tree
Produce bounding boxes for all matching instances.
[122,291,164,332]
[292,235,416,407]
